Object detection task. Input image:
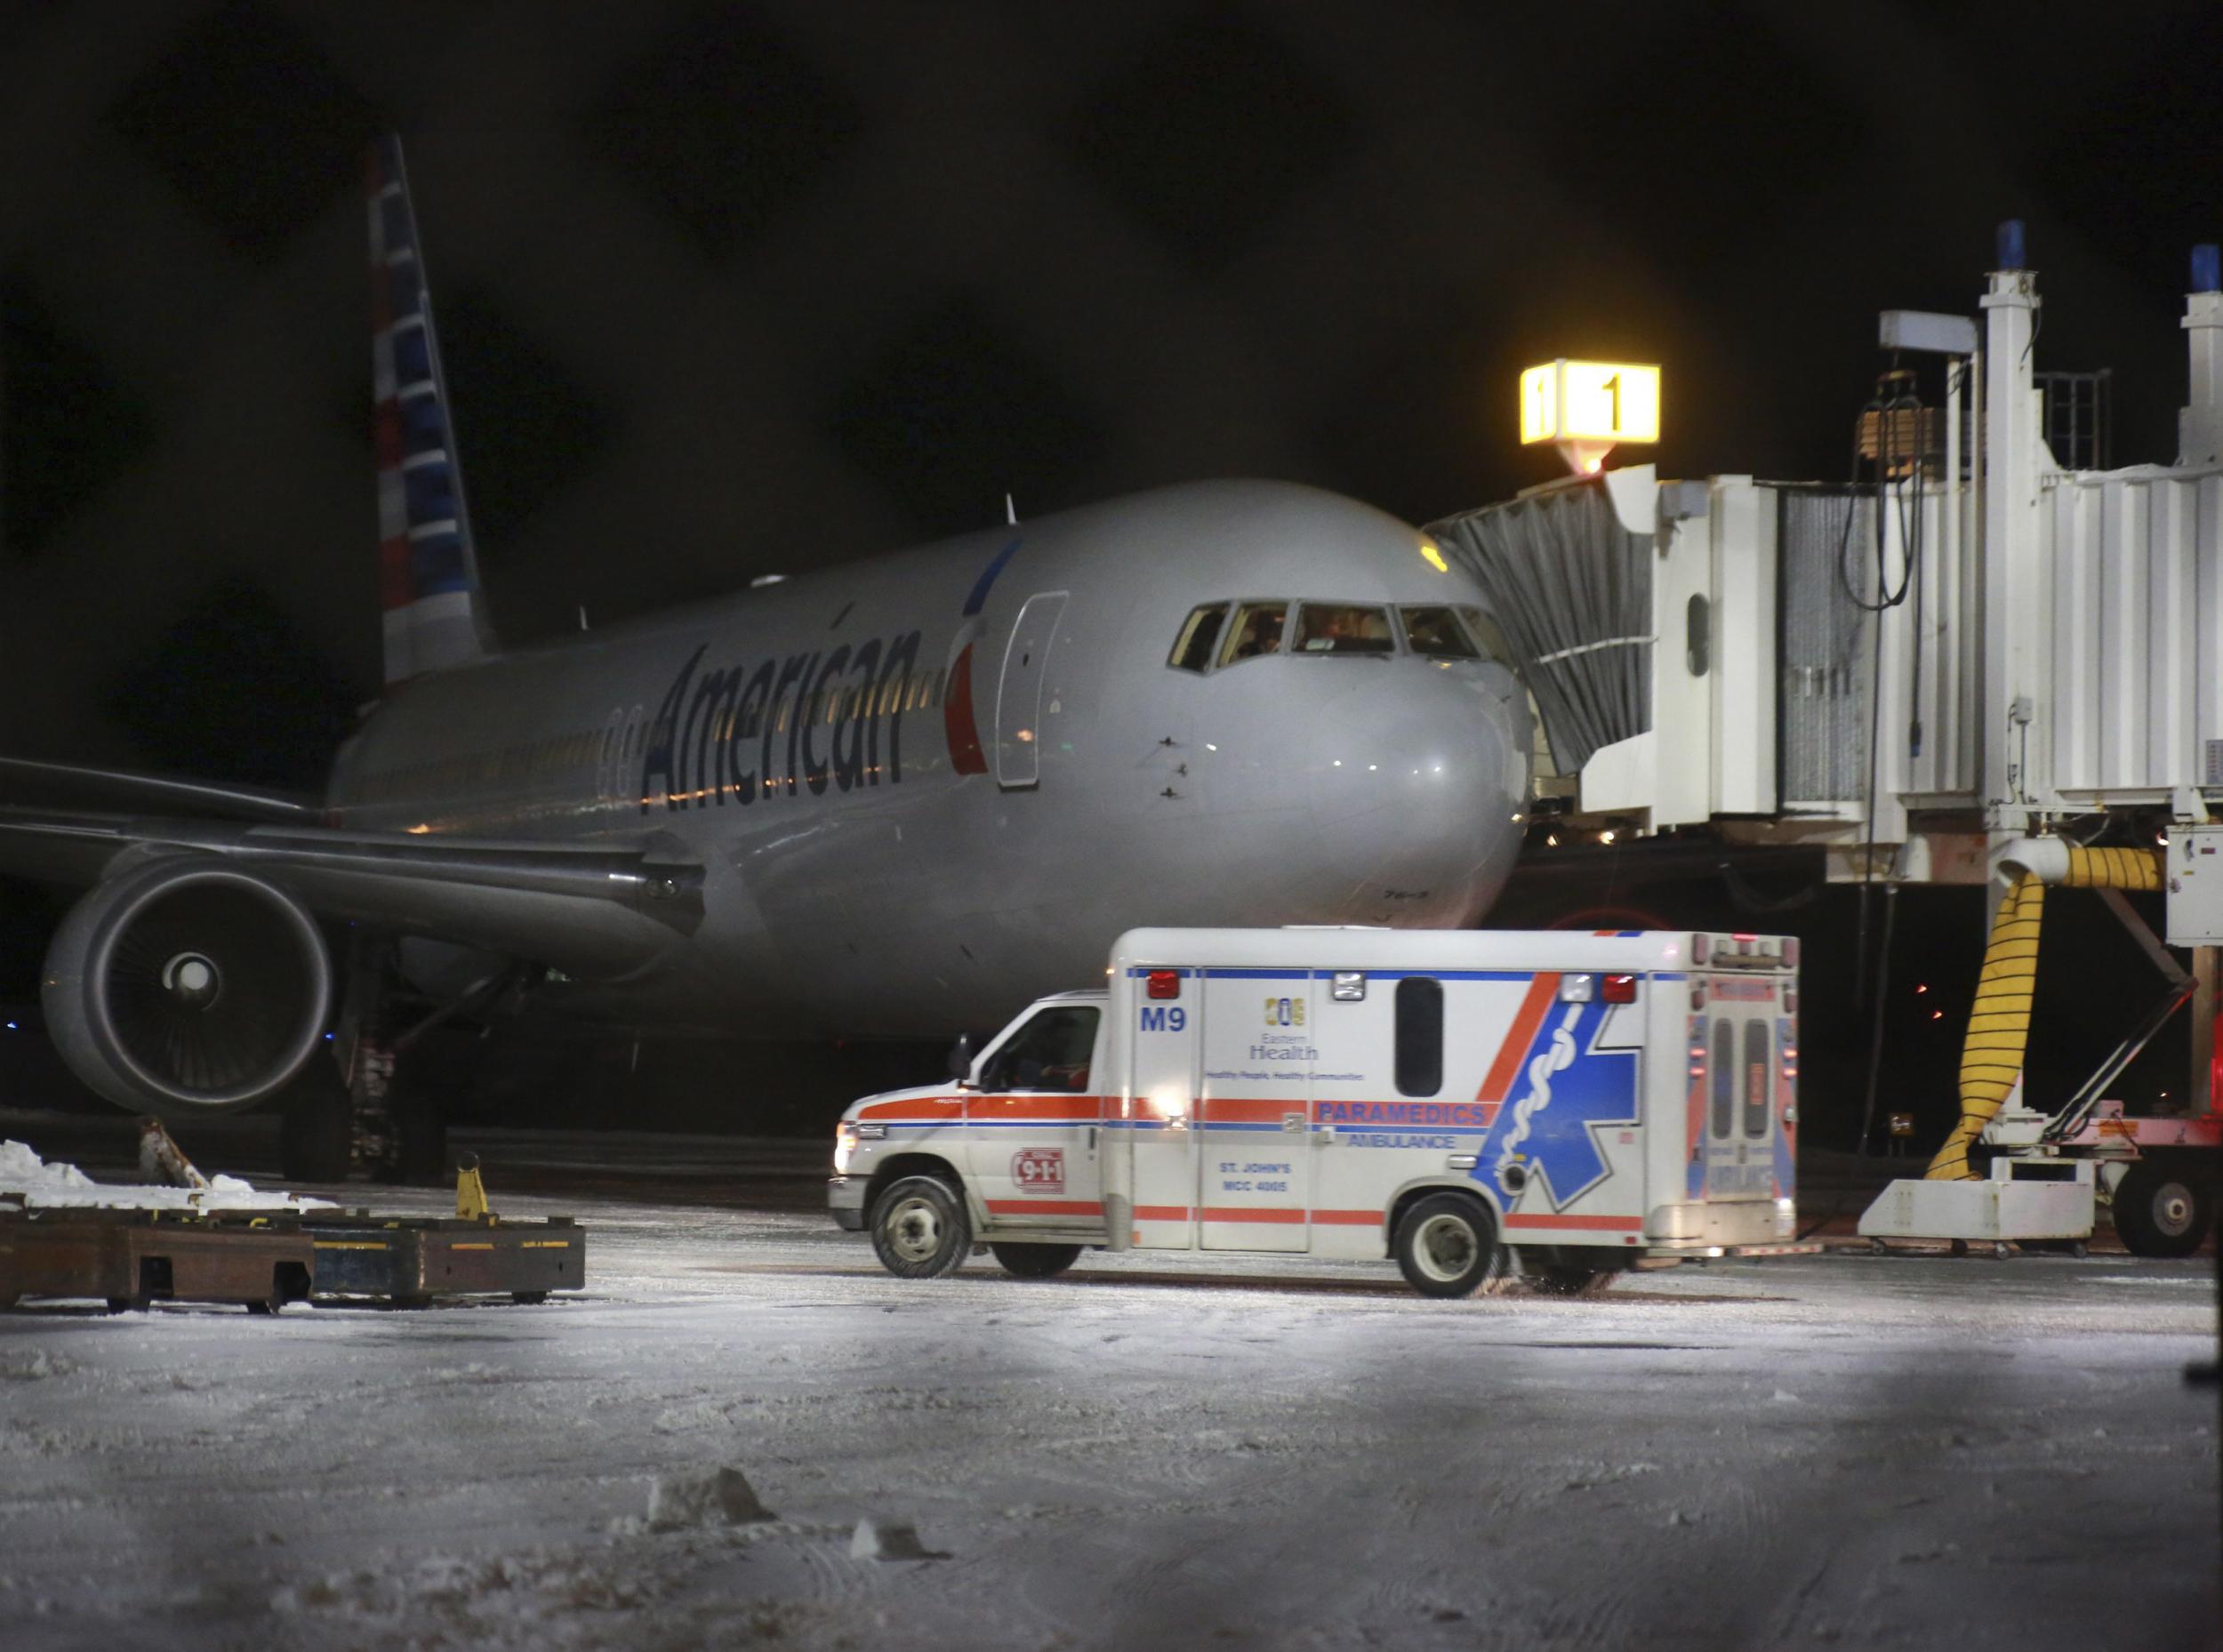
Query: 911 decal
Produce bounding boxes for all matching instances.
[1012,1149,1065,1194]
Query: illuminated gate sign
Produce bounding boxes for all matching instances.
[1519,358,1661,476]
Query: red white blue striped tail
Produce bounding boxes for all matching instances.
[368,135,492,686]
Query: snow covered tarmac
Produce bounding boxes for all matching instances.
[0,1134,2216,1650]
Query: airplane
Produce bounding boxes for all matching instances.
[0,138,1532,1183]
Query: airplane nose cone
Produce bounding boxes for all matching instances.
[1206,661,1529,926]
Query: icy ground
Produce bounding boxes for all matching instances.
[0,1126,2215,1652]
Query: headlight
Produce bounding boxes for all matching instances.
[832,1120,884,1175]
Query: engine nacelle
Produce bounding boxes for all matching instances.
[43,857,333,1114]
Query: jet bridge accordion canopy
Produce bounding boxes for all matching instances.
[1429,478,1651,775]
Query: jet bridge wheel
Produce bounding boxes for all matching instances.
[2112,1157,2215,1259]
[870,1175,972,1279]
[989,1242,1081,1279]
[1392,1192,1500,1298]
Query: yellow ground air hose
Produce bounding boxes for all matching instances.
[1925,844,2163,1180]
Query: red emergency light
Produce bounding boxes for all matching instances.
[1602,974,1637,1004]
[1146,969,1181,1000]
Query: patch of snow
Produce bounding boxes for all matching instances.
[850,1516,944,1560]
[0,1139,329,1211]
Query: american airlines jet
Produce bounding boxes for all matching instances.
[0,140,1531,1180]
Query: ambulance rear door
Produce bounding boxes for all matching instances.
[1698,963,1786,1205]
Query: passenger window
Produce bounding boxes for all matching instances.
[1219,602,1288,666]
[979,1006,1101,1094]
[1400,605,1480,660]
[1295,603,1394,655]
[1742,1019,1770,1137]
[1457,606,1518,670]
[1393,977,1444,1096]
[1710,1019,1735,1138]
[1168,603,1229,672]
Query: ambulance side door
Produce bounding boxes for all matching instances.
[1197,969,1310,1251]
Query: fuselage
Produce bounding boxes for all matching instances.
[326,480,1531,1035]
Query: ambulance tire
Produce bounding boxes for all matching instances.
[1392,1193,1499,1298]
[870,1175,972,1279]
[990,1242,1082,1279]
[2111,1158,2213,1259]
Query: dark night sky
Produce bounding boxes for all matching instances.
[1,0,2220,786]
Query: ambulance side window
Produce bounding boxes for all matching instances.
[980,1006,1101,1094]
[1709,1019,1735,1137]
[1742,1019,1770,1137]
[1393,977,1443,1096]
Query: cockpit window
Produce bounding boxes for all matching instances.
[1219,602,1289,666]
[1400,605,1479,660]
[1457,605,1518,670]
[1294,603,1394,655]
[1168,603,1229,673]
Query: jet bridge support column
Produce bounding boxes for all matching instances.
[1978,223,2049,853]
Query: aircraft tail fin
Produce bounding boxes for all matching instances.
[368,134,494,686]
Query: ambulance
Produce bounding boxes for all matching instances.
[828,927,1812,1295]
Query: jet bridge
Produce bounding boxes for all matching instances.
[1431,224,2223,1207]
[1433,243,2223,874]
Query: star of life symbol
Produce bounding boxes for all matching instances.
[1483,997,1640,1211]
[1494,1001,1582,1196]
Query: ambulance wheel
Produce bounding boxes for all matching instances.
[990,1242,1081,1279]
[2112,1159,2213,1259]
[1393,1194,1498,1298]
[871,1175,972,1279]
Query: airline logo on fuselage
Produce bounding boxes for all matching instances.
[640,630,923,810]
[639,539,1023,812]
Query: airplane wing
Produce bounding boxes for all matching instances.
[0,783,708,1119]
[0,755,325,822]
[0,804,704,977]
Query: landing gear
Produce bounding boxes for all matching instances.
[277,1059,353,1183]
[381,1072,452,1187]
[276,939,461,1185]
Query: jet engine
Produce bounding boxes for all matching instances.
[43,857,333,1113]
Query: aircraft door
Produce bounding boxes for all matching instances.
[1124,968,1200,1247]
[994,591,1069,789]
